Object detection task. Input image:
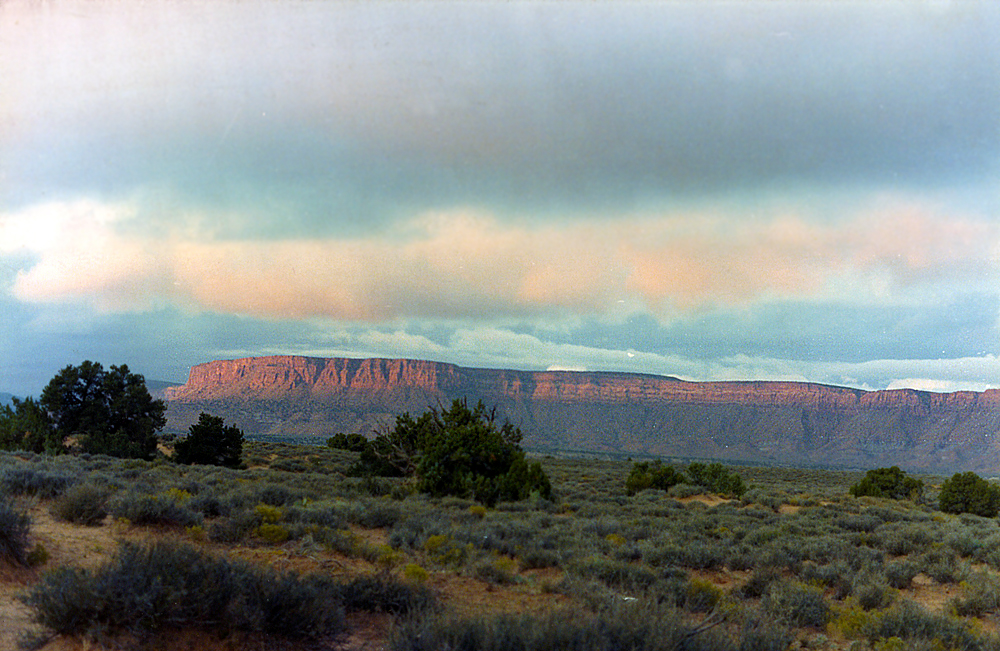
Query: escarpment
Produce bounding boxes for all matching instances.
[165,355,1000,474]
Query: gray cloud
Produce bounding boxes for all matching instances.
[4,2,997,228]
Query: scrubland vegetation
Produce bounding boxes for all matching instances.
[4,437,1000,650]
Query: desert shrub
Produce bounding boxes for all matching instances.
[188,492,228,518]
[625,460,686,495]
[389,601,741,651]
[885,559,919,589]
[0,499,30,566]
[946,530,983,558]
[51,483,112,526]
[949,572,1000,617]
[423,534,473,568]
[684,577,723,612]
[686,462,748,498]
[570,557,659,591]
[208,510,259,543]
[349,499,403,528]
[837,513,884,533]
[668,483,705,499]
[520,548,561,570]
[762,581,830,628]
[21,541,346,640]
[645,541,726,570]
[939,471,1000,517]
[453,518,538,557]
[284,503,346,529]
[850,467,924,500]
[388,512,453,550]
[110,492,203,528]
[799,562,852,599]
[878,522,937,556]
[860,599,979,649]
[853,579,896,610]
[919,547,962,584]
[335,574,435,614]
[473,556,519,585]
[255,523,290,543]
[0,466,77,497]
[736,567,782,599]
[736,616,796,651]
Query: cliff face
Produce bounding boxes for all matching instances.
[164,355,1000,474]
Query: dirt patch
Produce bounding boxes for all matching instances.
[678,495,735,508]
[1,502,126,651]
[906,573,957,613]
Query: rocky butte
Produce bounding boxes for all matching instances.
[164,355,1000,474]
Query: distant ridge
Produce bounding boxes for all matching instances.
[165,355,1000,474]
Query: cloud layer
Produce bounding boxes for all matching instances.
[3,197,996,322]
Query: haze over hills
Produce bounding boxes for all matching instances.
[164,355,1000,474]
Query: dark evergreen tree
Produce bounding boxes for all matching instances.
[0,397,58,453]
[353,399,552,506]
[939,471,1000,517]
[174,413,244,468]
[40,361,166,460]
[625,460,686,495]
[850,466,924,500]
[326,432,370,452]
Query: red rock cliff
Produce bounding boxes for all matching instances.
[165,355,1000,474]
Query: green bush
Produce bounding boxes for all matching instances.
[353,400,552,506]
[51,483,112,526]
[625,460,686,495]
[885,559,919,589]
[21,541,346,640]
[110,493,203,528]
[389,601,751,651]
[762,581,830,628]
[939,472,1000,517]
[0,466,77,498]
[686,462,748,498]
[850,466,924,500]
[335,574,435,614]
[173,413,244,468]
[860,599,979,648]
[0,499,30,566]
[327,432,369,452]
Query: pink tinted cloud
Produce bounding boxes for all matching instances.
[4,199,995,320]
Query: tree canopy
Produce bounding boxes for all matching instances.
[39,361,166,459]
[849,466,924,501]
[626,461,747,498]
[353,399,552,506]
[0,397,58,453]
[174,413,244,468]
[939,471,1000,517]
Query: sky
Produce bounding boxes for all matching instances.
[1,0,999,396]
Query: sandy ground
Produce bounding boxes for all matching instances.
[0,501,126,651]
